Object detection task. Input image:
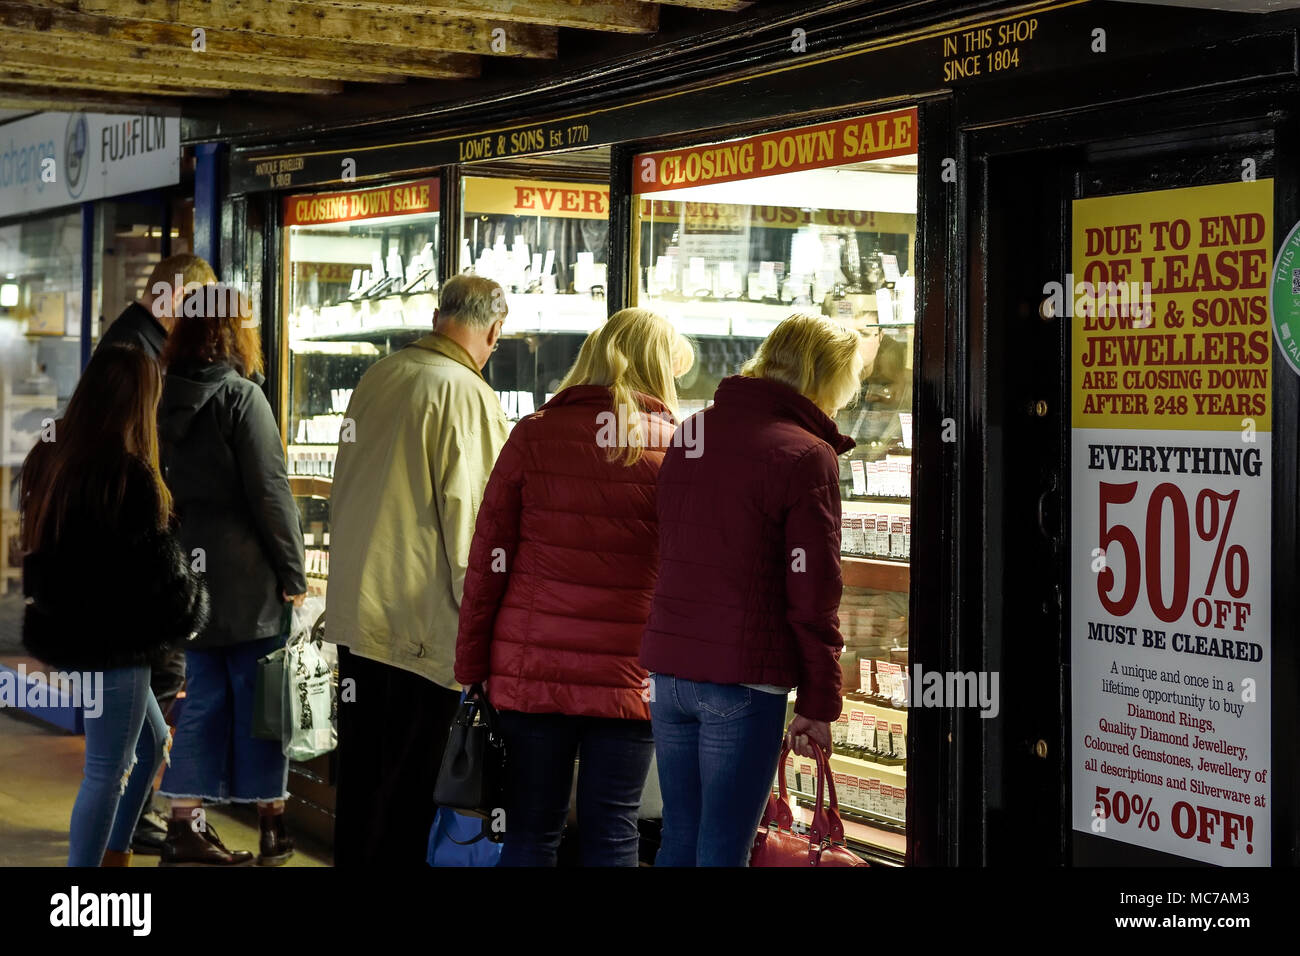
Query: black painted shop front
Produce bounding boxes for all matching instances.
[209,0,1300,867]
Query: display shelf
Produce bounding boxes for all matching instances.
[785,802,906,862]
[787,749,907,828]
[293,325,427,344]
[831,749,906,778]
[289,475,333,499]
[844,697,910,720]
[841,500,910,522]
[841,555,909,592]
[790,789,906,829]
[289,290,439,340]
[637,297,787,337]
[846,493,911,504]
[499,292,608,334]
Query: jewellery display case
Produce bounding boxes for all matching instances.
[282,178,441,597]
[631,107,918,861]
[462,173,610,416]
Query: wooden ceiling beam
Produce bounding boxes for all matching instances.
[49,0,559,56]
[644,0,750,10]
[0,4,483,76]
[0,28,416,82]
[0,70,211,96]
[299,0,658,34]
[0,46,347,93]
[0,86,186,111]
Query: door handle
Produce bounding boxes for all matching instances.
[1036,476,1061,548]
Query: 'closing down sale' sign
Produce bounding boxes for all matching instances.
[1071,180,1272,865]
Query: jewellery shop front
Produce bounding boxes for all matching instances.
[220,0,1300,867]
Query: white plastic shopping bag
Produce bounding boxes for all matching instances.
[282,598,337,761]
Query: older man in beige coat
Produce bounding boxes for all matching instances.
[328,274,510,865]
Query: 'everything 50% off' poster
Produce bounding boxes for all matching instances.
[1071,179,1271,866]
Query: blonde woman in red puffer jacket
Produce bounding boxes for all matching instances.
[456,308,693,867]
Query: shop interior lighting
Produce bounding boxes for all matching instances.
[0,283,18,307]
[656,160,918,214]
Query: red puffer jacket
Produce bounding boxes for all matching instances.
[640,375,853,723]
[455,385,675,720]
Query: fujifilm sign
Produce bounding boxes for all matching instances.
[0,111,179,218]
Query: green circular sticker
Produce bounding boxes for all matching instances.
[1270,217,1300,376]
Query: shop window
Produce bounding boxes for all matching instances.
[0,213,80,418]
[462,173,609,419]
[93,196,193,350]
[632,106,918,860]
[283,177,440,597]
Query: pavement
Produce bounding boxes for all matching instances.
[0,595,329,867]
[0,709,331,867]
[0,593,23,656]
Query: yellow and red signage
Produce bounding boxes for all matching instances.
[284,178,439,227]
[293,262,369,283]
[463,177,609,220]
[637,198,914,235]
[633,107,917,194]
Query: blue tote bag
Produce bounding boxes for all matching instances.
[426,807,503,867]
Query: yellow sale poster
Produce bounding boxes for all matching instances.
[1070,180,1272,865]
[1072,180,1272,432]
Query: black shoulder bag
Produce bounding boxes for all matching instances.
[434,684,507,835]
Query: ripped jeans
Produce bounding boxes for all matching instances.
[68,665,169,866]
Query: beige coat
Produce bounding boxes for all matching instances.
[327,332,509,688]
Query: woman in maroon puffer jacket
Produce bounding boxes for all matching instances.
[456,308,693,867]
[641,314,865,867]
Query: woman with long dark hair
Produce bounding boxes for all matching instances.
[21,345,208,867]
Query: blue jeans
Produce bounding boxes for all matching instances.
[159,635,289,803]
[496,711,654,867]
[650,675,788,867]
[69,666,169,866]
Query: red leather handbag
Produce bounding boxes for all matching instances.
[750,744,867,867]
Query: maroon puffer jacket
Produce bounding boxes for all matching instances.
[455,385,674,720]
[640,375,852,723]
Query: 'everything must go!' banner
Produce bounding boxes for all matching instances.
[1070,180,1272,865]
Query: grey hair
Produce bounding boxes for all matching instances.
[438,274,507,328]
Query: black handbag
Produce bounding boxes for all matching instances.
[433,684,507,825]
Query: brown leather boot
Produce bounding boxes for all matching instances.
[159,820,254,866]
[257,813,295,867]
[101,849,132,867]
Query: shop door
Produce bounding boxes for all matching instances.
[975,107,1293,867]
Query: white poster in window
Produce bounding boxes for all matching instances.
[1070,180,1272,865]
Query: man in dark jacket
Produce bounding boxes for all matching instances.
[97,254,217,361]
[93,253,217,854]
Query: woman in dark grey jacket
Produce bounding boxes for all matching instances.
[155,284,307,867]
